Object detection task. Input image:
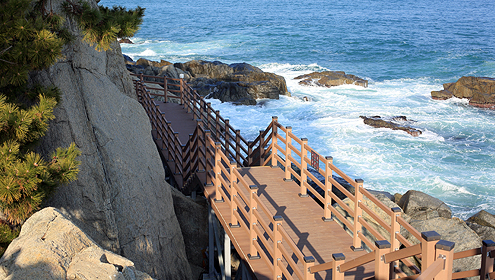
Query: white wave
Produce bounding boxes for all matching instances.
[139,48,157,56]
[432,177,475,196]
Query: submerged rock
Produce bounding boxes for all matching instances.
[431,76,495,109]
[360,115,422,136]
[294,71,368,88]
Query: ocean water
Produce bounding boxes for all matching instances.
[101,0,495,218]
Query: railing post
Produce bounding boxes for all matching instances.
[375,240,391,280]
[434,240,455,280]
[303,256,315,280]
[390,207,402,278]
[163,76,168,103]
[214,142,224,203]
[205,130,213,185]
[481,240,495,280]
[421,231,441,273]
[248,141,253,166]
[235,130,241,164]
[179,76,184,105]
[248,185,260,260]
[323,156,333,222]
[352,179,364,251]
[229,160,240,228]
[271,116,278,168]
[196,119,205,172]
[299,138,309,197]
[284,127,292,181]
[273,215,283,280]
[258,130,264,166]
[206,103,212,132]
[225,119,230,160]
[332,253,345,280]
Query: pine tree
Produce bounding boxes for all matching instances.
[0,0,144,255]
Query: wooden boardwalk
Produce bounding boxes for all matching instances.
[157,102,197,144]
[204,166,374,280]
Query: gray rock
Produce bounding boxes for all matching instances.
[294,71,368,88]
[467,210,495,229]
[398,190,452,220]
[171,188,208,279]
[466,222,495,242]
[0,207,155,280]
[406,217,482,276]
[30,1,192,279]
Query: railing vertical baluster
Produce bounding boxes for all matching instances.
[215,110,221,140]
[205,130,213,185]
[299,138,309,197]
[225,119,230,160]
[235,130,241,164]
[374,240,391,280]
[248,185,260,260]
[180,77,184,105]
[390,207,402,278]
[332,253,345,280]
[271,117,278,167]
[434,240,455,280]
[259,130,265,166]
[421,231,441,273]
[206,103,212,132]
[273,215,283,280]
[303,256,315,280]
[323,156,333,221]
[352,179,364,251]
[481,240,495,280]
[214,142,223,202]
[196,119,204,172]
[229,160,240,228]
[188,134,194,175]
[284,127,292,181]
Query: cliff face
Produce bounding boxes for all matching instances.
[30,1,192,278]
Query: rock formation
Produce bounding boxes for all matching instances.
[431,76,495,109]
[0,207,155,280]
[127,58,290,105]
[294,71,368,88]
[27,0,192,278]
[398,190,452,220]
[466,210,495,241]
[360,115,422,137]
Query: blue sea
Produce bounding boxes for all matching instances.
[101,0,495,219]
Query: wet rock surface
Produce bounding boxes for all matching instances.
[294,71,368,88]
[360,115,422,136]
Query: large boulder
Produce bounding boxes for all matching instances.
[398,190,452,220]
[405,217,482,275]
[294,71,368,88]
[0,207,154,280]
[174,60,290,105]
[360,116,422,137]
[466,222,495,242]
[467,210,495,229]
[30,1,192,279]
[431,76,495,109]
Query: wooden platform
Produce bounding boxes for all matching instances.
[157,102,197,144]
[204,166,375,280]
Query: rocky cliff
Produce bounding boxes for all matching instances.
[28,0,191,278]
[431,76,495,109]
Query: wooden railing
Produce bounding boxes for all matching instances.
[133,73,495,279]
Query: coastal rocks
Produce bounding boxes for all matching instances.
[0,207,155,280]
[398,190,452,220]
[466,210,495,241]
[174,60,290,105]
[294,71,368,88]
[30,1,192,278]
[360,115,422,137]
[405,217,482,275]
[431,76,495,109]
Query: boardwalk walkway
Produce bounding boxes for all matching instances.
[132,73,495,280]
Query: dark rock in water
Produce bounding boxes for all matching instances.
[398,190,452,220]
[118,38,134,44]
[431,76,495,109]
[126,58,289,105]
[174,60,290,105]
[360,115,422,137]
[294,71,368,88]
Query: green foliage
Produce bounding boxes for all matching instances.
[63,0,144,51]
